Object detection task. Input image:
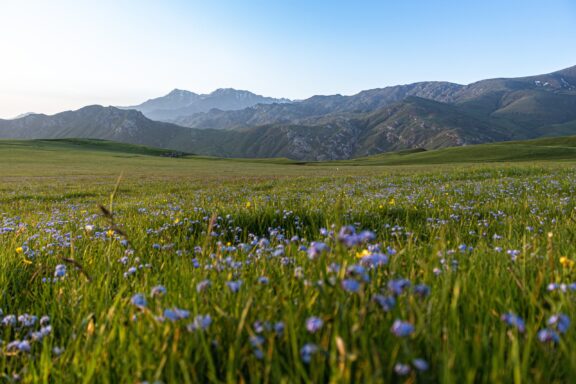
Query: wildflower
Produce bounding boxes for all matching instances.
[2,314,16,327]
[306,316,324,333]
[391,319,414,337]
[560,256,575,268]
[18,314,37,327]
[501,313,525,333]
[412,358,429,371]
[106,229,115,237]
[394,363,410,376]
[360,253,388,268]
[373,295,396,312]
[274,321,285,335]
[163,308,190,321]
[341,279,361,293]
[356,249,371,258]
[300,343,319,363]
[130,293,147,308]
[307,242,330,259]
[538,328,560,343]
[196,279,210,292]
[413,284,431,298]
[187,315,212,331]
[54,264,67,278]
[15,246,23,254]
[53,346,65,356]
[7,340,31,353]
[257,276,269,285]
[226,280,242,293]
[388,279,411,295]
[548,314,570,334]
[151,285,167,297]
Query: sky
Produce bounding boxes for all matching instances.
[1,0,575,118]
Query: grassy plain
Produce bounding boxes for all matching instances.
[1,139,576,383]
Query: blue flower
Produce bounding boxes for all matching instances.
[187,315,212,331]
[391,319,414,337]
[196,279,210,292]
[341,279,361,293]
[548,314,570,334]
[274,321,285,335]
[500,312,525,333]
[163,308,190,321]
[388,279,411,295]
[130,293,147,308]
[394,363,411,376]
[300,343,318,363]
[306,316,324,333]
[151,285,167,297]
[307,242,330,259]
[54,264,67,278]
[373,295,396,312]
[412,358,429,371]
[413,284,431,298]
[537,328,560,343]
[226,280,242,293]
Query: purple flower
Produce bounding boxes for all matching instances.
[307,242,330,259]
[360,253,388,268]
[306,316,324,333]
[391,319,414,337]
[226,280,242,293]
[196,279,210,293]
[500,312,525,333]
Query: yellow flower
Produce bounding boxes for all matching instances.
[174,218,180,224]
[388,198,396,206]
[356,249,371,258]
[560,256,575,268]
[245,201,252,208]
[107,229,115,237]
[15,246,23,254]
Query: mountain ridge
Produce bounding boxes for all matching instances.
[2,64,576,160]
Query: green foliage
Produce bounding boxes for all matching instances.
[1,142,576,382]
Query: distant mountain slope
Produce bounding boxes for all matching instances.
[2,65,576,160]
[174,65,576,131]
[125,88,290,121]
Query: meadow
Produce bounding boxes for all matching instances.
[1,139,576,383]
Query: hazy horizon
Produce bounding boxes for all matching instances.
[1,0,575,118]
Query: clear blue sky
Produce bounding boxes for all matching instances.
[1,0,575,117]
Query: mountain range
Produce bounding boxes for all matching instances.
[124,88,290,121]
[1,65,576,160]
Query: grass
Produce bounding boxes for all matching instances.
[1,139,576,382]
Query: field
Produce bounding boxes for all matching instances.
[2,139,576,383]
